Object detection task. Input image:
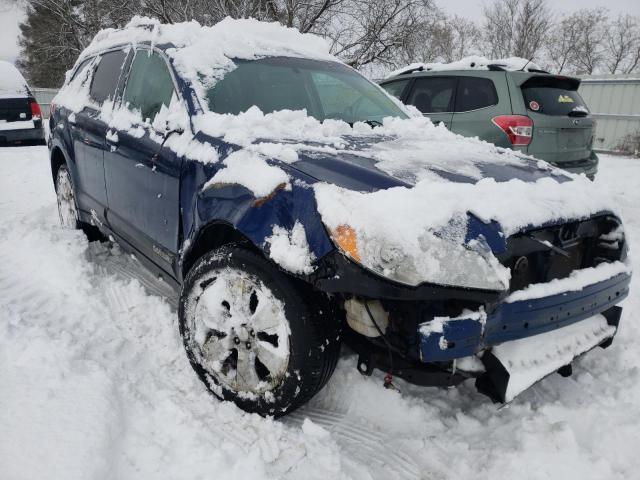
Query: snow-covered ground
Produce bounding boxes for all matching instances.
[0,147,639,480]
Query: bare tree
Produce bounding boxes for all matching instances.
[571,8,608,74]
[482,0,550,59]
[604,14,640,74]
[544,12,581,73]
[324,0,437,68]
[440,16,482,63]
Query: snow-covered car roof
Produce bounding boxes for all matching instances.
[0,60,30,98]
[73,16,337,88]
[385,56,546,79]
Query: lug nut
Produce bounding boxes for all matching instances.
[245,342,252,349]
[249,329,255,337]
[234,337,240,345]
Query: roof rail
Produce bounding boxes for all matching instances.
[487,64,507,71]
[400,66,424,75]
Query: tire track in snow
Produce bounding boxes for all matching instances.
[288,407,422,480]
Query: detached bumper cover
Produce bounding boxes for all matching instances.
[419,268,631,363]
[477,311,619,402]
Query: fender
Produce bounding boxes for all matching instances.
[178,145,335,282]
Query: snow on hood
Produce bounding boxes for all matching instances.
[0,60,29,97]
[195,107,618,290]
[386,56,543,78]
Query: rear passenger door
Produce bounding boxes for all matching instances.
[403,77,456,127]
[450,74,509,147]
[104,48,183,274]
[72,49,129,221]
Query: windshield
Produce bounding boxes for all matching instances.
[205,57,407,124]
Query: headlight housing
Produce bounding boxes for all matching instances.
[329,224,509,291]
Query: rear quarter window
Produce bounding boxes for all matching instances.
[455,77,498,112]
[89,50,128,105]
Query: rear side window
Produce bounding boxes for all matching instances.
[89,50,127,105]
[522,86,588,116]
[406,77,456,113]
[123,50,175,123]
[455,77,498,112]
[381,79,411,99]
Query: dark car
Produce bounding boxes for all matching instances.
[380,62,599,178]
[0,60,45,146]
[49,19,630,416]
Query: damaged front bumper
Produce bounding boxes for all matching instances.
[419,268,630,402]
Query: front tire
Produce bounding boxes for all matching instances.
[179,245,341,416]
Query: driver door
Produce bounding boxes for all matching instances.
[103,48,184,274]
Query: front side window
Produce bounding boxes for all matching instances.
[123,49,175,123]
[406,77,456,113]
[205,57,407,124]
[89,50,127,105]
[455,77,498,112]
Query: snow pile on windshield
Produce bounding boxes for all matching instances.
[386,56,544,78]
[0,60,29,96]
[195,107,555,182]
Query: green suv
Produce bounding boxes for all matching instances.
[380,65,598,178]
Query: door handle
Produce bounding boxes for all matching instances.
[106,130,118,152]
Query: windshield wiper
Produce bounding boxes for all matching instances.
[362,119,383,128]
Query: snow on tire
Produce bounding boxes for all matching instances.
[55,164,79,229]
[179,244,341,416]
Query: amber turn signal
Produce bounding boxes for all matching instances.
[333,225,360,262]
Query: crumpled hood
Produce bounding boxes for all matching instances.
[193,110,619,291]
[290,134,570,191]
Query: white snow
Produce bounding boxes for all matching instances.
[506,261,630,303]
[492,314,616,402]
[265,221,316,274]
[386,56,544,78]
[202,149,290,198]
[0,59,28,96]
[0,147,640,479]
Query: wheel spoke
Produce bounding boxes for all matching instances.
[202,336,231,365]
[251,297,281,333]
[235,349,261,390]
[256,342,285,378]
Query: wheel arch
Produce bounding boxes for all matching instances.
[50,146,67,188]
[181,221,260,280]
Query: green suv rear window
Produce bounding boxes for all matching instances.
[522,83,588,116]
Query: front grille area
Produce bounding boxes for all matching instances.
[498,215,625,292]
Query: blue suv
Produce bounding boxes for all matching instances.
[49,19,631,416]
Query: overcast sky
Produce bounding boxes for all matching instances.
[0,0,638,63]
